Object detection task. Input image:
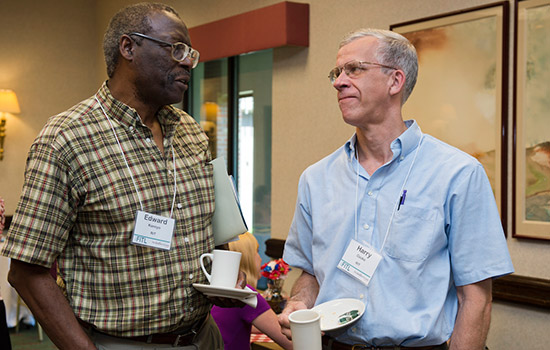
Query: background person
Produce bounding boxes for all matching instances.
[212,232,293,350]
[279,28,514,350]
[1,3,244,349]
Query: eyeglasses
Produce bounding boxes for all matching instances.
[128,32,200,68]
[328,60,397,83]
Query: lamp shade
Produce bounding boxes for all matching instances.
[0,89,21,114]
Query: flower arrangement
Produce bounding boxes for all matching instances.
[261,258,291,280]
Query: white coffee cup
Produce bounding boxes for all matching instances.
[289,309,322,350]
[199,249,242,288]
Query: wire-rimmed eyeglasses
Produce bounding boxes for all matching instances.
[128,32,200,68]
[328,60,397,83]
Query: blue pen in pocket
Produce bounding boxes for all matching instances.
[398,190,407,211]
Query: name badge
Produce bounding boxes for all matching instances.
[131,210,175,250]
[337,239,382,286]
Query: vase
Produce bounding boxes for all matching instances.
[265,278,285,313]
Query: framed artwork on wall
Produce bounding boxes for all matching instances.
[391,2,509,233]
[513,0,550,240]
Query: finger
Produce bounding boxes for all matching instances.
[278,312,290,329]
[235,271,247,289]
[280,325,292,340]
[208,296,246,308]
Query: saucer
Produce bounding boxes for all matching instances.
[193,283,258,299]
[312,298,365,331]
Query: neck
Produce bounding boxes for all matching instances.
[107,78,160,125]
[107,79,165,152]
[355,118,407,174]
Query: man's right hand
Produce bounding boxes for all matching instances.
[8,259,98,350]
[277,299,308,340]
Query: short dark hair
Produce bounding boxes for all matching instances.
[103,2,181,78]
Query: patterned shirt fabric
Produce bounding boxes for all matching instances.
[284,120,514,347]
[1,82,215,337]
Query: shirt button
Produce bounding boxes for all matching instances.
[359,294,364,299]
[368,191,373,196]
[189,274,194,280]
[400,155,404,161]
[363,224,370,230]
[177,203,183,209]
[146,138,152,143]
[129,126,134,131]
[184,237,190,243]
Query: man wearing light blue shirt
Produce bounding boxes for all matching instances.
[278,28,514,350]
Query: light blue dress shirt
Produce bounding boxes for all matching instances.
[283,120,514,347]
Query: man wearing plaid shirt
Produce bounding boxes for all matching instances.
[1,3,240,349]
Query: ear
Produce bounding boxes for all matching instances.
[388,69,406,98]
[119,34,135,61]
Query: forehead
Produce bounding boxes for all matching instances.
[148,10,191,44]
[336,36,379,64]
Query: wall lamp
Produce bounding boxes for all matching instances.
[0,89,21,161]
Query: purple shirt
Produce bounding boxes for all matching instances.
[211,285,271,350]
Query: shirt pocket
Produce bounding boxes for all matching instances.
[384,206,438,262]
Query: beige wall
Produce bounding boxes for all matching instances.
[0,0,101,212]
[1,0,549,348]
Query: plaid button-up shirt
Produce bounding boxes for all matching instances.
[2,83,215,336]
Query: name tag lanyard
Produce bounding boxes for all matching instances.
[95,97,178,250]
[338,135,422,286]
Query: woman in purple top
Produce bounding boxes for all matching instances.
[211,232,293,350]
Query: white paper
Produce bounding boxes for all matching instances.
[210,157,248,245]
[242,286,258,308]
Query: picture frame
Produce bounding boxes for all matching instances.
[513,0,550,240]
[391,2,509,233]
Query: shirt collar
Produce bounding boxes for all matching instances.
[391,119,422,160]
[345,120,423,162]
[95,82,182,134]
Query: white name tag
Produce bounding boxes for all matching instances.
[337,239,382,286]
[131,210,175,250]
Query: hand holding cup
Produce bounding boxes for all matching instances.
[199,249,248,307]
[289,309,322,350]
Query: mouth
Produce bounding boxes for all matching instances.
[176,77,189,86]
[174,71,191,86]
[338,95,355,102]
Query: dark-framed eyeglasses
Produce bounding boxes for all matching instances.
[328,60,397,83]
[128,32,200,68]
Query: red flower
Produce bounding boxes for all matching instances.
[261,259,291,280]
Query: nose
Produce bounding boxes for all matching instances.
[178,56,194,68]
[333,70,350,91]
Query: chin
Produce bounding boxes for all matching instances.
[164,93,184,106]
[342,114,362,127]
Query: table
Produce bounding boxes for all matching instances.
[251,342,284,350]
[250,333,284,350]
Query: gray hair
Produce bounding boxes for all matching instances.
[340,28,418,104]
[103,2,182,78]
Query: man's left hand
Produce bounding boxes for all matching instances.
[208,270,247,308]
